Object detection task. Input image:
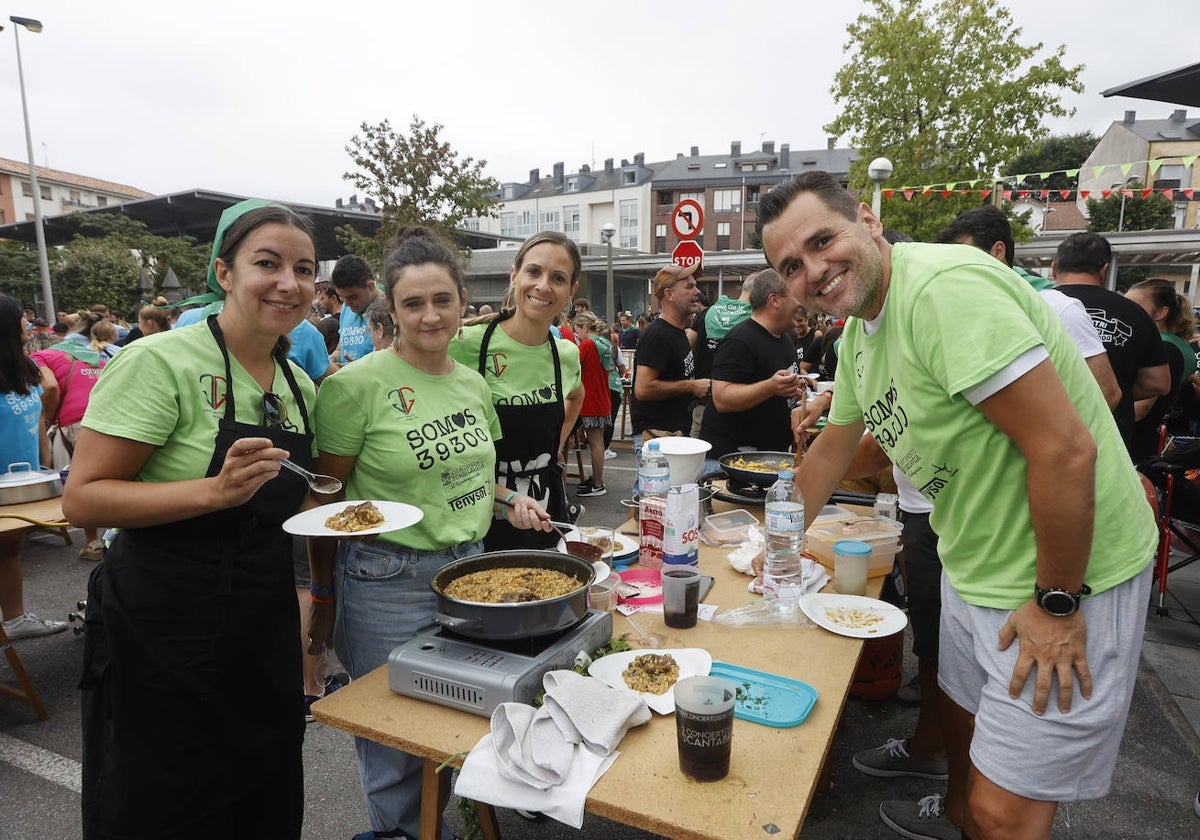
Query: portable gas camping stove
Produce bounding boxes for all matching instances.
[710,477,770,506]
[387,610,613,717]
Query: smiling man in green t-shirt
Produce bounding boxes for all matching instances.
[758,171,1155,840]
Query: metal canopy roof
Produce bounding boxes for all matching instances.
[1101,62,1200,108]
[0,189,515,259]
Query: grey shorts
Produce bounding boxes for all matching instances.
[938,562,1152,802]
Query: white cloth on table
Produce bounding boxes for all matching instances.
[454,669,651,829]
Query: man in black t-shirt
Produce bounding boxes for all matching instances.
[1052,233,1169,456]
[700,270,803,459]
[630,262,710,437]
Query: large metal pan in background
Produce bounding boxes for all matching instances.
[717,451,797,487]
[430,549,594,640]
[0,462,63,506]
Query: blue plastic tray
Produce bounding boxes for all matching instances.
[709,661,818,728]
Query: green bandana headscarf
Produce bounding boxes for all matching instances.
[171,198,291,314]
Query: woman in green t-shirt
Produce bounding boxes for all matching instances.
[306,228,551,840]
[450,231,585,551]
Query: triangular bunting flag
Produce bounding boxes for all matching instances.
[1184,188,1195,200]
[968,179,980,188]
[1093,165,1107,179]
[1039,190,1051,199]
[903,190,915,201]
[1080,190,1090,200]
[921,189,933,196]
[1066,169,1079,178]
[1101,190,1112,199]
[980,189,991,200]
[1163,189,1174,200]
[883,190,895,199]
[1018,190,1030,198]
[1058,189,1072,200]
[1148,159,1163,176]
[941,190,953,198]
[946,182,957,191]
[1120,162,1134,178]
[1183,156,1198,168]
[1141,188,1153,199]
[1002,190,1012,200]
[1121,189,1134,198]
[1039,171,1052,181]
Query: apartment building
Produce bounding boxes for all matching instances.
[0,157,152,227]
[1078,110,1200,229]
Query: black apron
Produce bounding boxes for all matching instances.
[80,317,313,839]
[478,319,568,551]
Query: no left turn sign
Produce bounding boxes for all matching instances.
[670,199,704,240]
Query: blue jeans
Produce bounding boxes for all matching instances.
[333,538,484,839]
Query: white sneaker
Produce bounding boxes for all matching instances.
[604,449,618,460]
[3,612,68,640]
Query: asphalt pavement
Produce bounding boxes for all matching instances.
[3,446,1199,839]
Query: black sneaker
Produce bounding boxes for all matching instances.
[575,477,594,493]
[304,694,321,724]
[577,483,606,497]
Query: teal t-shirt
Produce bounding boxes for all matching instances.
[313,350,502,550]
[83,326,317,483]
[339,306,373,363]
[449,321,582,408]
[827,242,1155,609]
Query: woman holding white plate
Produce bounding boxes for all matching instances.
[306,228,550,840]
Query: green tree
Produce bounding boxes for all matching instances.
[66,214,210,297]
[342,115,500,262]
[1005,132,1098,196]
[1086,182,1175,233]
[1085,181,1176,290]
[52,237,143,314]
[825,0,1084,241]
[0,241,40,306]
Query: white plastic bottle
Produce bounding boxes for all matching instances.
[637,441,671,567]
[763,469,805,602]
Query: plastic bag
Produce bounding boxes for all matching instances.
[713,597,815,629]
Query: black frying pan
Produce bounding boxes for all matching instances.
[717,451,797,487]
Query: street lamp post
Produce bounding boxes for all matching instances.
[868,157,894,219]
[7,16,54,320]
[600,222,616,323]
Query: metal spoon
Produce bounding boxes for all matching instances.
[279,459,343,494]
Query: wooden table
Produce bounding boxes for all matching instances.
[0,496,68,538]
[314,503,883,840]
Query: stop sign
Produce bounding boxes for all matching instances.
[671,240,704,275]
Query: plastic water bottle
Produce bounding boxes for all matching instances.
[637,442,671,567]
[763,469,805,602]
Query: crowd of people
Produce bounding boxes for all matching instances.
[1,177,1196,838]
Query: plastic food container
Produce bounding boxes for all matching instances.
[700,509,758,544]
[804,516,903,578]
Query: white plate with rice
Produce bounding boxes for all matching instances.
[800,593,907,639]
[587,648,712,714]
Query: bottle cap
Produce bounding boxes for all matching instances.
[647,441,660,451]
[833,539,872,557]
[779,469,793,480]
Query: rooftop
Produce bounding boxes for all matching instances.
[0,156,152,199]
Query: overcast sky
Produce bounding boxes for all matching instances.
[1,0,1196,213]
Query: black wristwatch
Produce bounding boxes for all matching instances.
[1034,583,1092,616]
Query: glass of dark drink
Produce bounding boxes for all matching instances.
[674,675,735,781]
[662,566,700,628]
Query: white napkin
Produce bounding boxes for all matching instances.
[454,670,651,829]
[726,524,765,575]
[455,732,617,829]
[541,670,651,754]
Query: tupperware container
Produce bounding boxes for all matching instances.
[700,509,758,544]
[804,516,903,578]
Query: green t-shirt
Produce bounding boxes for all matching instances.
[1162,332,1197,385]
[827,242,1156,609]
[448,322,582,407]
[592,334,622,391]
[313,350,502,550]
[83,325,317,483]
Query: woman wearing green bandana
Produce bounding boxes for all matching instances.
[66,199,320,839]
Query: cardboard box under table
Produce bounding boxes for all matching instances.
[313,498,882,840]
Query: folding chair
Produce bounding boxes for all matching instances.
[0,624,49,721]
[1137,436,1200,616]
